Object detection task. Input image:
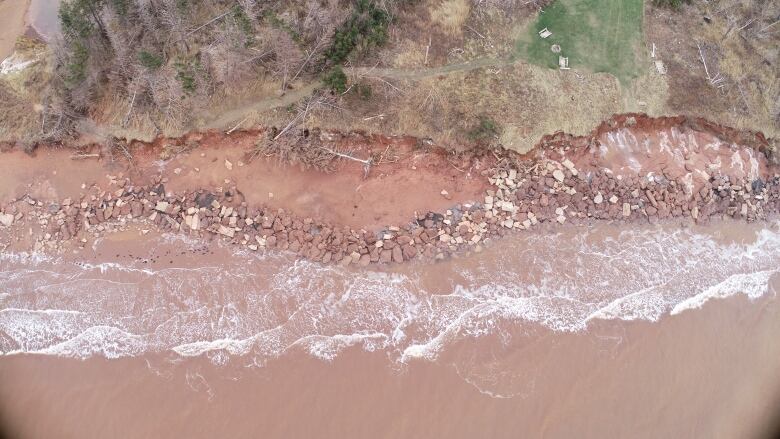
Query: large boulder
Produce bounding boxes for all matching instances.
[0,213,14,227]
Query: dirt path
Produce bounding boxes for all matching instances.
[197,58,510,131]
[197,81,322,134]
[351,57,508,80]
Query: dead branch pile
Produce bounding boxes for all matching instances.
[253,133,339,172]
[253,128,374,175]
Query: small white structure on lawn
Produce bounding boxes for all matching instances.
[559,56,570,70]
[654,60,666,74]
[538,27,552,38]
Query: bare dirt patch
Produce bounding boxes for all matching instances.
[155,131,489,229]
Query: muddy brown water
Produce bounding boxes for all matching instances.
[26,0,60,41]
[1,220,779,438]
[2,7,779,435]
[0,0,30,59]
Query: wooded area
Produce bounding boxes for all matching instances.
[53,0,410,133]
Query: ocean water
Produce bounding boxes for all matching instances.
[27,0,62,40]
[2,221,780,438]
[2,221,778,364]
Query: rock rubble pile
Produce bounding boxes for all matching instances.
[1,159,779,265]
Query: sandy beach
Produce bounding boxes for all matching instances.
[1,116,777,262]
[0,0,31,60]
[1,0,779,436]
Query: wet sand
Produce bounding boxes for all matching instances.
[1,293,779,439]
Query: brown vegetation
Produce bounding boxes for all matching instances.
[646,0,779,138]
[0,0,776,163]
[50,0,414,140]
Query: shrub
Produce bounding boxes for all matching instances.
[59,0,95,40]
[324,0,391,64]
[58,0,107,88]
[357,83,372,100]
[652,0,690,9]
[138,51,164,70]
[232,5,255,45]
[265,11,303,45]
[323,67,348,93]
[109,0,129,17]
[175,58,198,93]
[468,116,500,142]
[66,40,90,85]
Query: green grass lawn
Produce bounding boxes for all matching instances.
[515,0,645,84]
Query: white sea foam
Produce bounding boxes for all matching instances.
[670,270,776,315]
[294,332,389,361]
[0,250,55,265]
[1,223,779,363]
[173,337,256,358]
[28,326,146,359]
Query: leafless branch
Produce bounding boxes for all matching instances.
[121,89,137,128]
[318,146,372,165]
[424,36,431,65]
[696,43,726,88]
[367,76,402,92]
[274,97,318,140]
[185,9,233,38]
[465,25,486,39]
[71,153,101,160]
[226,117,249,134]
[291,37,325,83]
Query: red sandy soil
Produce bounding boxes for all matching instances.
[0,130,489,231]
[0,114,778,267]
[0,114,776,240]
[533,115,774,194]
[2,115,776,238]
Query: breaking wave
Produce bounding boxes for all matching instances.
[1,222,778,363]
